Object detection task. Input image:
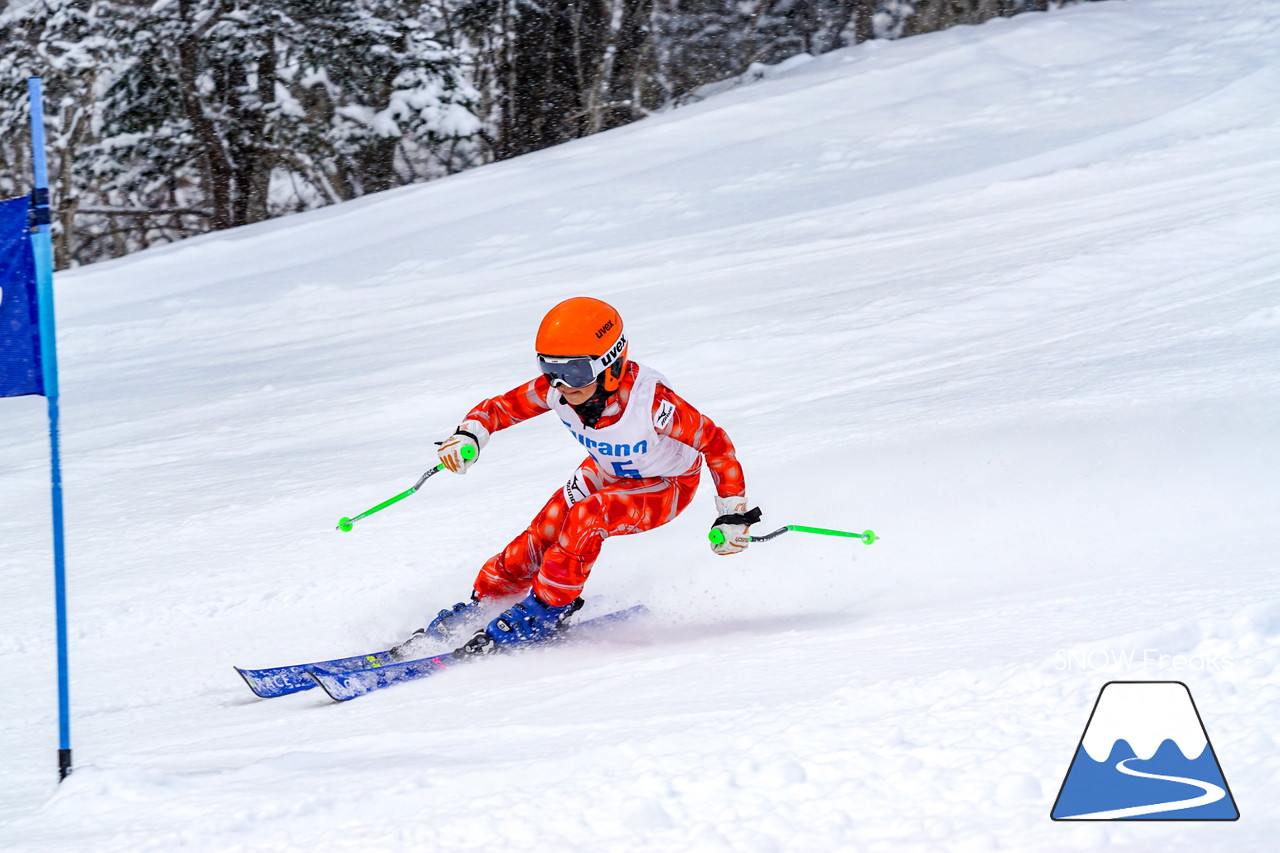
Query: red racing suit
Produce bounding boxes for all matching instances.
[460,361,746,606]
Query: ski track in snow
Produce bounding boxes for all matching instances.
[3,0,1280,850]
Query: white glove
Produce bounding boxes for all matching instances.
[710,495,760,556]
[436,419,489,474]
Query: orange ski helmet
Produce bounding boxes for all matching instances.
[535,297,629,392]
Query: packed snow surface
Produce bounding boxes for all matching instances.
[3,0,1279,849]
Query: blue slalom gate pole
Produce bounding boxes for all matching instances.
[28,77,71,782]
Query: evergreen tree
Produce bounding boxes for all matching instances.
[88,0,480,231]
[0,0,118,266]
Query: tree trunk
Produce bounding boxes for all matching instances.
[242,43,277,225]
[174,30,234,230]
[853,0,876,44]
[602,0,654,130]
[358,137,400,194]
[504,0,616,158]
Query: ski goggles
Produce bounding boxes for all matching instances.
[537,335,627,388]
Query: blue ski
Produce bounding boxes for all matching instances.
[308,651,456,701]
[235,649,400,699]
[308,604,649,702]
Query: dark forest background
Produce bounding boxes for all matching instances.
[0,0,1089,267]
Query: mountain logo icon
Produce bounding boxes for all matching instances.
[1051,681,1239,820]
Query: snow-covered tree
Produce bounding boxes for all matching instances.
[1,0,1105,267]
[87,0,481,231]
[1,0,118,266]
[3,0,481,264]
[653,0,879,105]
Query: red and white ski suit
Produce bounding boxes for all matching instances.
[461,361,745,607]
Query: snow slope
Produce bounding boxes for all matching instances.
[3,0,1279,849]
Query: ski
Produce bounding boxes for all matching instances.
[308,604,649,702]
[235,604,647,700]
[235,649,401,699]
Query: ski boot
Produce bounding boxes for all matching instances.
[454,594,584,657]
[392,595,485,660]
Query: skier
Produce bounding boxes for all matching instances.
[399,296,760,657]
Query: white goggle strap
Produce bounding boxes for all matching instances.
[588,333,627,378]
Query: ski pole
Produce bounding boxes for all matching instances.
[337,444,476,532]
[709,524,877,546]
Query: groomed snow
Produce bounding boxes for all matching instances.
[2,0,1278,849]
